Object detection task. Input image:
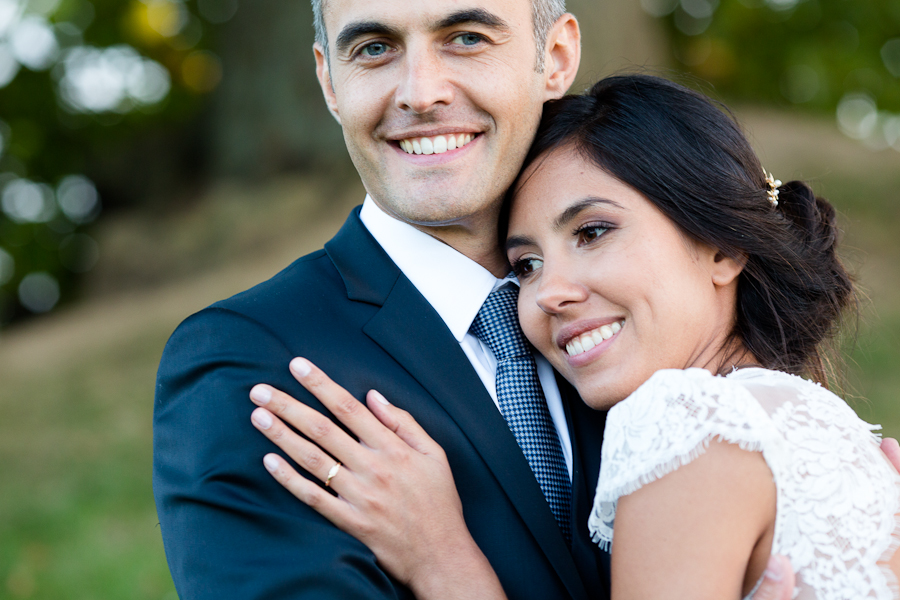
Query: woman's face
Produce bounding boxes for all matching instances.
[507,146,743,410]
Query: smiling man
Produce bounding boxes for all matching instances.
[152,1,796,599]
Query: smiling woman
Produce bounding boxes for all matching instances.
[251,74,900,600]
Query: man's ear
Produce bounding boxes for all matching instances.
[542,13,581,101]
[710,249,746,288]
[314,43,341,125]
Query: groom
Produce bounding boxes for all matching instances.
[153,1,799,598]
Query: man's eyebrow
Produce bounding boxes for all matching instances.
[335,21,402,55]
[553,197,625,231]
[433,9,511,32]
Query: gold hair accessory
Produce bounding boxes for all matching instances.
[764,170,782,208]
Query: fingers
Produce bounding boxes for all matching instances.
[750,555,795,600]
[251,406,349,492]
[367,390,446,458]
[262,452,358,533]
[250,382,364,468]
[882,438,900,474]
[289,357,396,449]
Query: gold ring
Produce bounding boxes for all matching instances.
[325,462,341,487]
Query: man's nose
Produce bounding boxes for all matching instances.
[534,265,589,315]
[394,46,454,114]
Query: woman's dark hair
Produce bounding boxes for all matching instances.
[512,74,855,385]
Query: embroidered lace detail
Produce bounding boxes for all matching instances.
[588,367,900,599]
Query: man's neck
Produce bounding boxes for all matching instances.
[411,222,509,278]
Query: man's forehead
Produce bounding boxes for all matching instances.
[323,0,531,32]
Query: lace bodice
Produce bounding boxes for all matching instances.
[588,367,900,599]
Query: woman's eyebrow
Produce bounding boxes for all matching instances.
[553,197,624,231]
[505,235,535,253]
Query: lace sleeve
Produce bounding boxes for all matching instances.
[588,368,784,550]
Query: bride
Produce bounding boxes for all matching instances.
[248,74,900,599]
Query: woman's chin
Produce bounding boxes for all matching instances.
[576,380,636,411]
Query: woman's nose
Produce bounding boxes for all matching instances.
[534,267,589,314]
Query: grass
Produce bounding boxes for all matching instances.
[0,110,898,598]
[0,326,175,600]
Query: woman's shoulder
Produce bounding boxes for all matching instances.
[609,367,768,424]
[598,368,776,500]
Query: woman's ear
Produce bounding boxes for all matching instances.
[710,250,746,287]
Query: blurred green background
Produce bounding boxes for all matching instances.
[0,0,898,597]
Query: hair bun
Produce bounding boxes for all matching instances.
[777,180,839,255]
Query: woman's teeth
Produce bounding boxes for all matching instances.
[399,133,475,155]
[565,321,624,357]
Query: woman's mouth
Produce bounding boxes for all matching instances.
[564,320,625,357]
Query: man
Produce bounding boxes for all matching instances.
[153,1,798,598]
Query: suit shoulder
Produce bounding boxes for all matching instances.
[193,248,342,320]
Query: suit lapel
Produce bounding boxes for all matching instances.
[365,277,589,600]
[560,375,611,598]
[326,210,589,600]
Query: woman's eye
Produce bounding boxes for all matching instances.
[452,33,483,46]
[577,225,608,245]
[512,257,543,278]
[360,42,389,57]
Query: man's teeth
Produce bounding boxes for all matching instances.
[565,321,624,357]
[399,133,475,155]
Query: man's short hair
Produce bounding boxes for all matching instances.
[310,0,566,71]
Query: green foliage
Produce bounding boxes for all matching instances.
[0,0,227,323]
[652,0,900,115]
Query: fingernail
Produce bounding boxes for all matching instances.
[250,385,272,405]
[251,408,273,430]
[290,357,311,377]
[263,454,279,473]
[763,555,783,582]
[371,390,390,405]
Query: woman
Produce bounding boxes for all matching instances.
[249,75,900,599]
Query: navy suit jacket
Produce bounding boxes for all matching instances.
[153,207,611,599]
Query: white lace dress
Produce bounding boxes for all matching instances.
[588,367,900,599]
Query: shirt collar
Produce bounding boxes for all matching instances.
[359,196,515,342]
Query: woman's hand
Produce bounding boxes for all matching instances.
[248,357,507,600]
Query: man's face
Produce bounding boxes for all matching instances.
[316,0,566,232]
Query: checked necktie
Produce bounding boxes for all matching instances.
[470,285,573,543]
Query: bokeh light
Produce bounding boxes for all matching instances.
[145,0,189,38]
[17,271,60,313]
[57,174,101,223]
[836,93,878,140]
[1,179,56,223]
[57,45,171,113]
[9,14,59,70]
[181,49,221,93]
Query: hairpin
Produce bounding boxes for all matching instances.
[764,170,782,208]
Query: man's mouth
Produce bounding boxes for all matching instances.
[564,320,624,357]
[397,133,477,155]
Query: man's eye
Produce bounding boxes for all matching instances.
[452,33,483,46]
[360,42,389,57]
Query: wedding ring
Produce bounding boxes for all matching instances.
[325,462,341,487]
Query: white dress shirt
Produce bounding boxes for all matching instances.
[360,196,573,478]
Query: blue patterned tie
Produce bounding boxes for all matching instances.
[470,285,572,542]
